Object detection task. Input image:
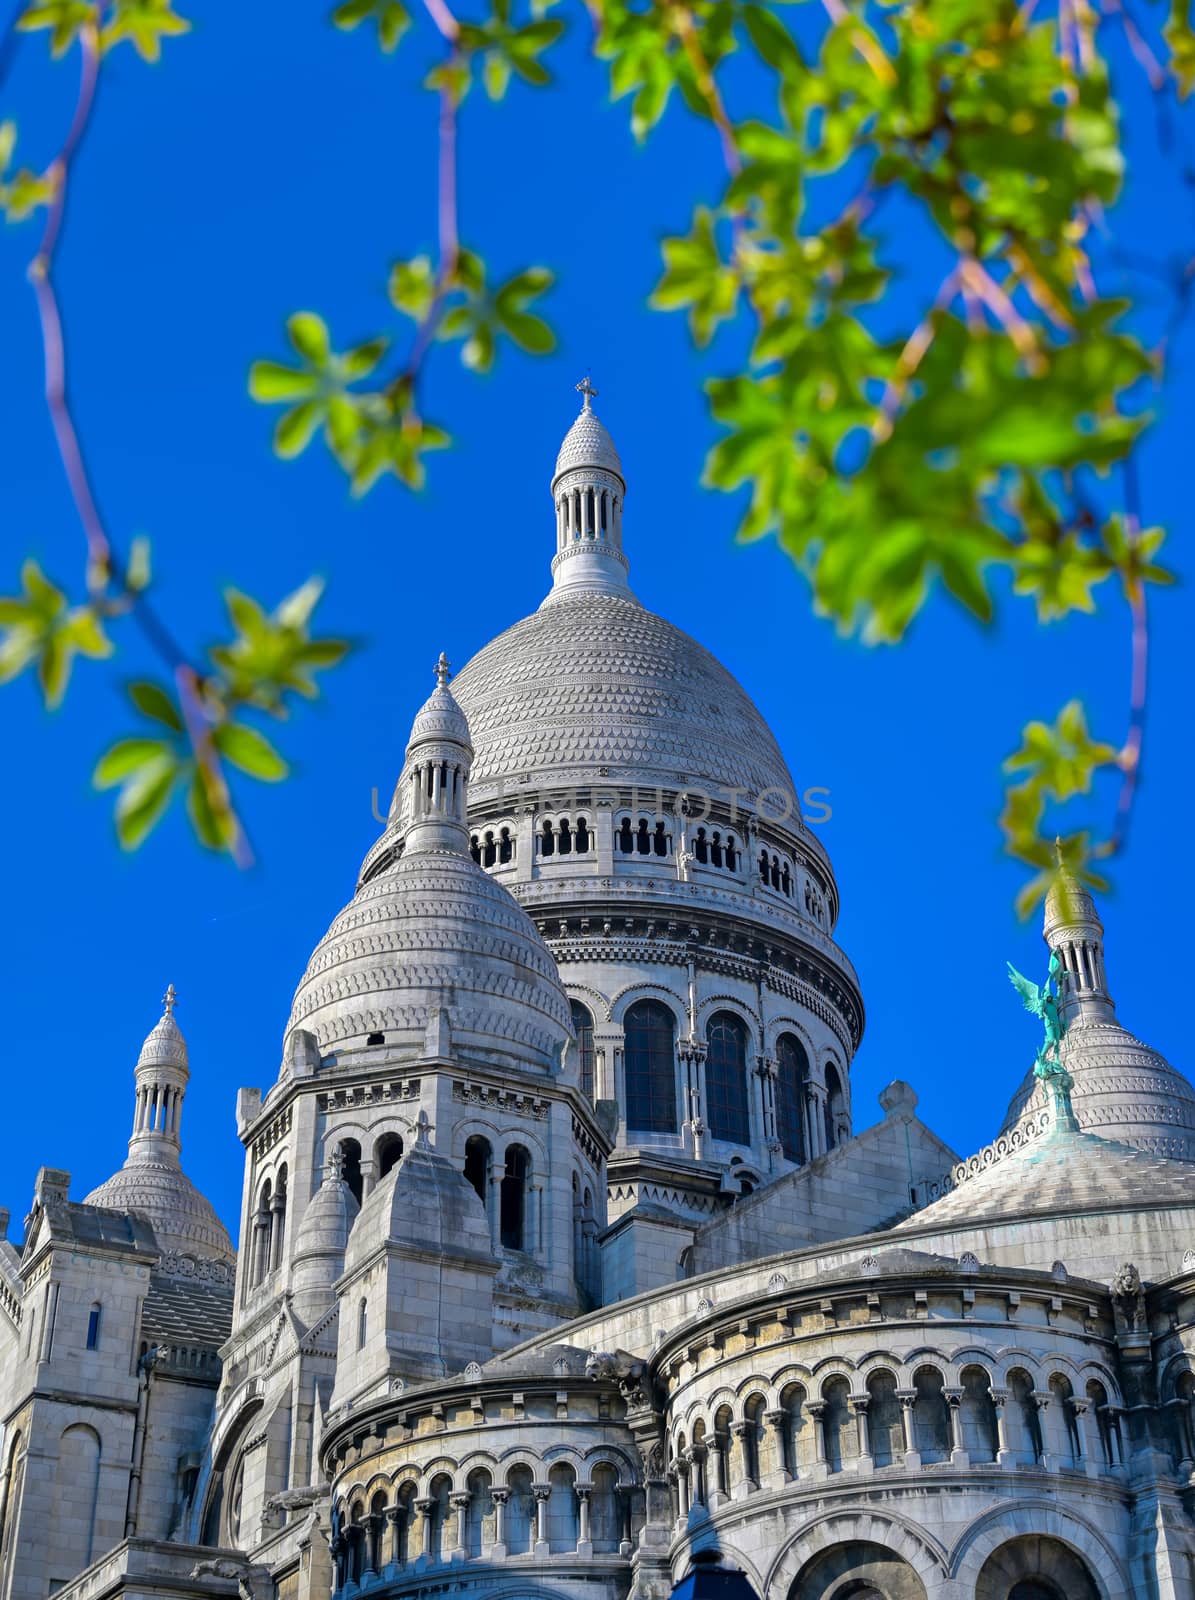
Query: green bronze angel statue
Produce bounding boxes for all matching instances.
[1007,948,1069,1082]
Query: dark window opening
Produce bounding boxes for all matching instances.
[653,821,668,856]
[366,1031,384,1046]
[575,817,590,852]
[498,827,513,863]
[500,1145,530,1250]
[339,1139,363,1206]
[706,1012,751,1145]
[85,1305,101,1352]
[711,831,724,869]
[625,1000,677,1135]
[571,1001,595,1102]
[376,1133,404,1179]
[636,819,651,855]
[469,834,481,864]
[541,821,555,858]
[617,818,634,853]
[483,831,497,867]
[464,1135,491,1207]
[695,828,709,864]
[776,1033,809,1164]
[558,818,573,855]
[726,835,737,871]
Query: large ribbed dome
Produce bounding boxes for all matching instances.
[451,590,797,807]
[287,850,572,1067]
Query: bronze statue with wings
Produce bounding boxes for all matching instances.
[1007,947,1069,1081]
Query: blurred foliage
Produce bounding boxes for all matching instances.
[4,0,1190,897]
[1,1,351,860]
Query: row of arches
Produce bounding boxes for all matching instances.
[463,1135,535,1253]
[671,1363,1124,1505]
[469,827,514,867]
[335,1461,635,1587]
[556,484,620,544]
[540,816,591,857]
[580,998,846,1156]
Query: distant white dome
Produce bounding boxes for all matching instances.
[84,1163,234,1265]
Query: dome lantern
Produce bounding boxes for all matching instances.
[547,378,632,603]
[401,652,474,857]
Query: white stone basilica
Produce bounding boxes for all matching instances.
[4,390,1195,1600]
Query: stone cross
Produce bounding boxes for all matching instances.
[162,983,177,1016]
[576,374,598,411]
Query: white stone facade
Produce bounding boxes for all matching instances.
[1,393,1194,1600]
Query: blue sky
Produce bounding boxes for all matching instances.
[0,4,1191,1242]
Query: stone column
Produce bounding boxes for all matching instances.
[673,1459,690,1525]
[708,1434,728,1505]
[989,1387,1013,1467]
[360,1158,378,1200]
[1033,1391,1054,1469]
[850,1394,873,1473]
[450,1492,469,1562]
[753,1054,773,1152]
[944,1387,968,1466]
[363,1513,381,1576]
[1071,1397,1099,1478]
[897,1390,921,1470]
[269,1191,287,1270]
[489,1488,509,1558]
[731,1421,756,1495]
[764,1409,793,1485]
[486,1169,501,1253]
[616,1482,634,1556]
[576,1486,592,1557]
[807,1084,828,1159]
[532,1483,551,1557]
[384,1506,403,1570]
[413,1498,433,1567]
[806,1402,828,1481]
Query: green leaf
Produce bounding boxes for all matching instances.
[287,312,331,364]
[389,255,436,320]
[214,719,289,781]
[114,753,179,849]
[1004,700,1119,802]
[100,0,190,60]
[17,0,95,56]
[275,399,324,458]
[331,0,410,51]
[186,767,237,851]
[741,5,803,76]
[94,737,173,787]
[249,361,321,402]
[128,679,184,731]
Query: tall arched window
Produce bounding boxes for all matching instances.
[375,1132,404,1179]
[339,1138,363,1205]
[825,1063,847,1150]
[49,1426,101,1585]
[775,1033,808,1163]
[270,1163,288,1271]
[624,1001,677,1135]
[357,1297,368,1350]
[706,1012,751,1145]
[85,1303,102,1351]
[464,1135,492,1210]
[570,1001,595,1101]
[500,1145,530,1250]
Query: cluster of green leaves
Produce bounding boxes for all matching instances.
[3,0,357,860]
[92,581,350,850]
[249,253,554,491]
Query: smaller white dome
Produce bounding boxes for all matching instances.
[136,1010,188,1073]
[553,405,623,487]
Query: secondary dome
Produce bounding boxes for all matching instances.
[287,662,572,1071]
[1000,870,1195,1160]
[553,404,623,485]
[84,991,234,1265]
[451,592,797,808]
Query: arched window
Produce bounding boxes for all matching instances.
[695,828,709,864]
[636,818,651,855]
[251,1178,272,1287]
[825,1062,847,1149]
[725,835,738,870]
[505,1464,534,1556]
[705,1012,751,1145]
[375,1132,404,1179]
[270,1163,288,1271]
[546,1462,578,1552]
[558,817,573,855]
[392,1482,415,1566]
[617,817,634,853]
[960,1364,999,1462]
[711,831,724,868]
[498,826,513,863]
[1009,1368,1043,1464]
[357,1297,368,1350]
[465,1468,494,1557]
[758,849,768,883]
[575,816,590,852]
[339,1138,363,1205]
[589,1463,620,1552]
[1087,1378,1120,1465]
[624,1000,677,1135]
[85,1303,102,1351]
[775,1033,808,1163]
[570,1001,595,1101]
[653,820,668,856]
[541,820,555,857]
[464,1135,491,1208]
[866,1370,902,1468]
[822,1377,855,1473]
[469,833,481,864]
[912,1366,950,1463]
[427,1474,452,1565]
[500,1145,530,1251]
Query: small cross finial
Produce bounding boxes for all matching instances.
[162,983,177,1017]
[328,1144,346,1181]
[434,651,451,689]
[415,1107,434,1149]
[575,374,598,411]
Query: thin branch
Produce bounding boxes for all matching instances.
[176,666,254,869]
[820,0,895,84]
[1102,455,1149,858]
[671,4,740,176]
[1102,0,1165,91]
[872,266,959,441]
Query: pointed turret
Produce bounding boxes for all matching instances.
[83,991,234,1264]
[400,652,474,856]
[545,377,633,602]
[1043,859,1114,1025]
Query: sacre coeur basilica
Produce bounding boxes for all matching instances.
[4,389,1195,1600]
